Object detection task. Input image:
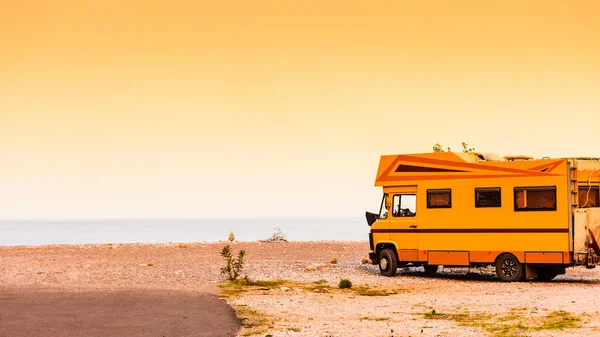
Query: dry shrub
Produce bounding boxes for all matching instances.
[339,279,352,289]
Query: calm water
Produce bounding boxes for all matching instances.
[0,217,370,246]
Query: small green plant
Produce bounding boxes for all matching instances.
[338,278,352,289]
[220,244,246,281]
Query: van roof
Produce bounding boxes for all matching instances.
[374,151,571,187]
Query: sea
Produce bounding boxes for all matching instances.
[0,217,370,246]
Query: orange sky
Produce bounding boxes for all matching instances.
[1,0,600,218]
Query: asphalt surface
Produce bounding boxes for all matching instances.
[0,288,240,337]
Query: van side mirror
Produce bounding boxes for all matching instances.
[365,211,379,226]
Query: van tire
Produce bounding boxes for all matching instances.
[495,254,524,282]
[378,249,398,277]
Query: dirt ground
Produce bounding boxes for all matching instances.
[1,240,599,337]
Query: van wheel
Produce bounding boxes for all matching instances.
[495,254,524,282]
[378,249,398,277]
[424,265,438,276]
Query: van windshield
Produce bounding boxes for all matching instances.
[379,193,388,219]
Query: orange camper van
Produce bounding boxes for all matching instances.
[365,151,600,282]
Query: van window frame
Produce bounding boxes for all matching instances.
[426,188,452,209]
[379,193,389,219]
[513,186,557,212]
[475,187,502,208]
[391,194,417,217]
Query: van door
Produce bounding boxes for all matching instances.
[371,193,390,243]
[389,190,419,262]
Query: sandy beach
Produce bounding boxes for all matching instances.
[2,240,600,337]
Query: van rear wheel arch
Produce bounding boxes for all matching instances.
[492,252,525,267]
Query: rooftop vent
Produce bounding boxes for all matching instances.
[476,152,504,162]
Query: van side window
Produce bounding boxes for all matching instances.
[427,189,451,208]
[475,188,501,207]
[392,194,417,217]
[579,186,599,208]
[514,186,556,211]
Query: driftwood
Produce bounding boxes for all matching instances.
[260,227,288,243]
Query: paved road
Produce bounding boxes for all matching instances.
[0,288,240,337]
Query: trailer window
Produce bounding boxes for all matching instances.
[379,193,389,219]
[579,186,599,208]
[427,189,451,208]
[514,186,556,211]
[392,194,417,217]
[475,188,501,207]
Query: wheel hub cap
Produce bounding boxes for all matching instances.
[380,258,388,270]
[501,260,517,277]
